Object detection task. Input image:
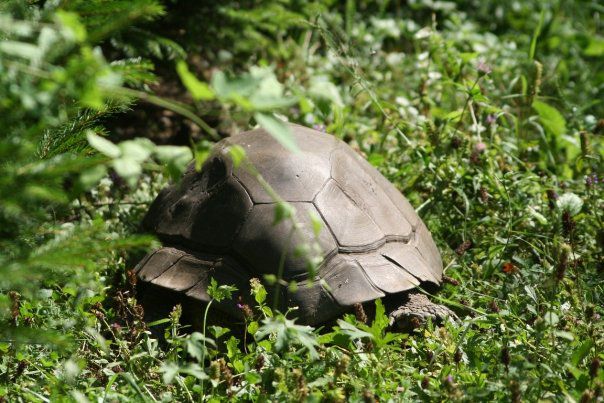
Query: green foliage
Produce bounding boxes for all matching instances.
[0,0,171,391]
[533,100,567,137]
[2,0,603,401]
[0,5,149,303]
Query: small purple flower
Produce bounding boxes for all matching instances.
[474,142,487,153]
[236,303,243,309]
[586,175,593,187]
[586,173,599,188]
[486,114,496,125]
[313,124,326,133]
[443,374,457,392]
[476,59,492,75]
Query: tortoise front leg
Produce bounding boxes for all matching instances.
[388,292,457,332]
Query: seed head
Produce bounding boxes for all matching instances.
[455,240,473,256]
[555,256,568,282]
[127,270,137,287]
[91,303,106,321]
[169,304,182,325]
[580,131,591,156]
[479,187,489,203]
[335,354,350,377]
[442,275,460,286]
[531,61,543,98]
[362,389,376,403]
[274,367,285,383]
[353,303,368,324]
[450,136,462,149]
[292,368,308,398]
[509,380,521,403]
[209,360,221,380]
[546,190,559,210]
[501,346,511,370]
[8,291,20,322]
[595,119,604,134]
[250,277,261,288]
[454,349,462,364]
[590,358,600,379]
[579,389,594,403]
[254,354,265,371]
[218,358,233,389]
[236,296,253,319]
[561,211,575,238]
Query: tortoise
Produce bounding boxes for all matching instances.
[135,123,455,331]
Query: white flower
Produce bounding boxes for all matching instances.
[414,27,432,39]
[556,193,583,216]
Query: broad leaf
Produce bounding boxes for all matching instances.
[176,60,215,101]
[532,100,566,137]
[87,131,120,158]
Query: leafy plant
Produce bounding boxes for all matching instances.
[2,0,603,401]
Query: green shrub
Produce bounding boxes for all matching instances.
[1,0,602,401]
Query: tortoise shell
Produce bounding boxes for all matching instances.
[136,124,442,325]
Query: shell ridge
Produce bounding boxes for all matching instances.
[228,177,255,247]
[134,250,157,274]
[310,185,341,250]
[352,260,386,296]
[314,179,384,248]
[354,255,419,294]
[330,176,384,231]
[380,253,423,283]
[322,258,385,306]
[139,252,186,282]
[151,257,212,292]
[182,262,217,294]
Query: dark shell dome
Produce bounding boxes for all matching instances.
[136,124,442,325]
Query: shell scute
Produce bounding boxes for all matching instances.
[330,147,413,238]
[314,179,384,249]
[233,202,337,279]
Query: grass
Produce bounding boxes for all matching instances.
[2,0,603,401]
